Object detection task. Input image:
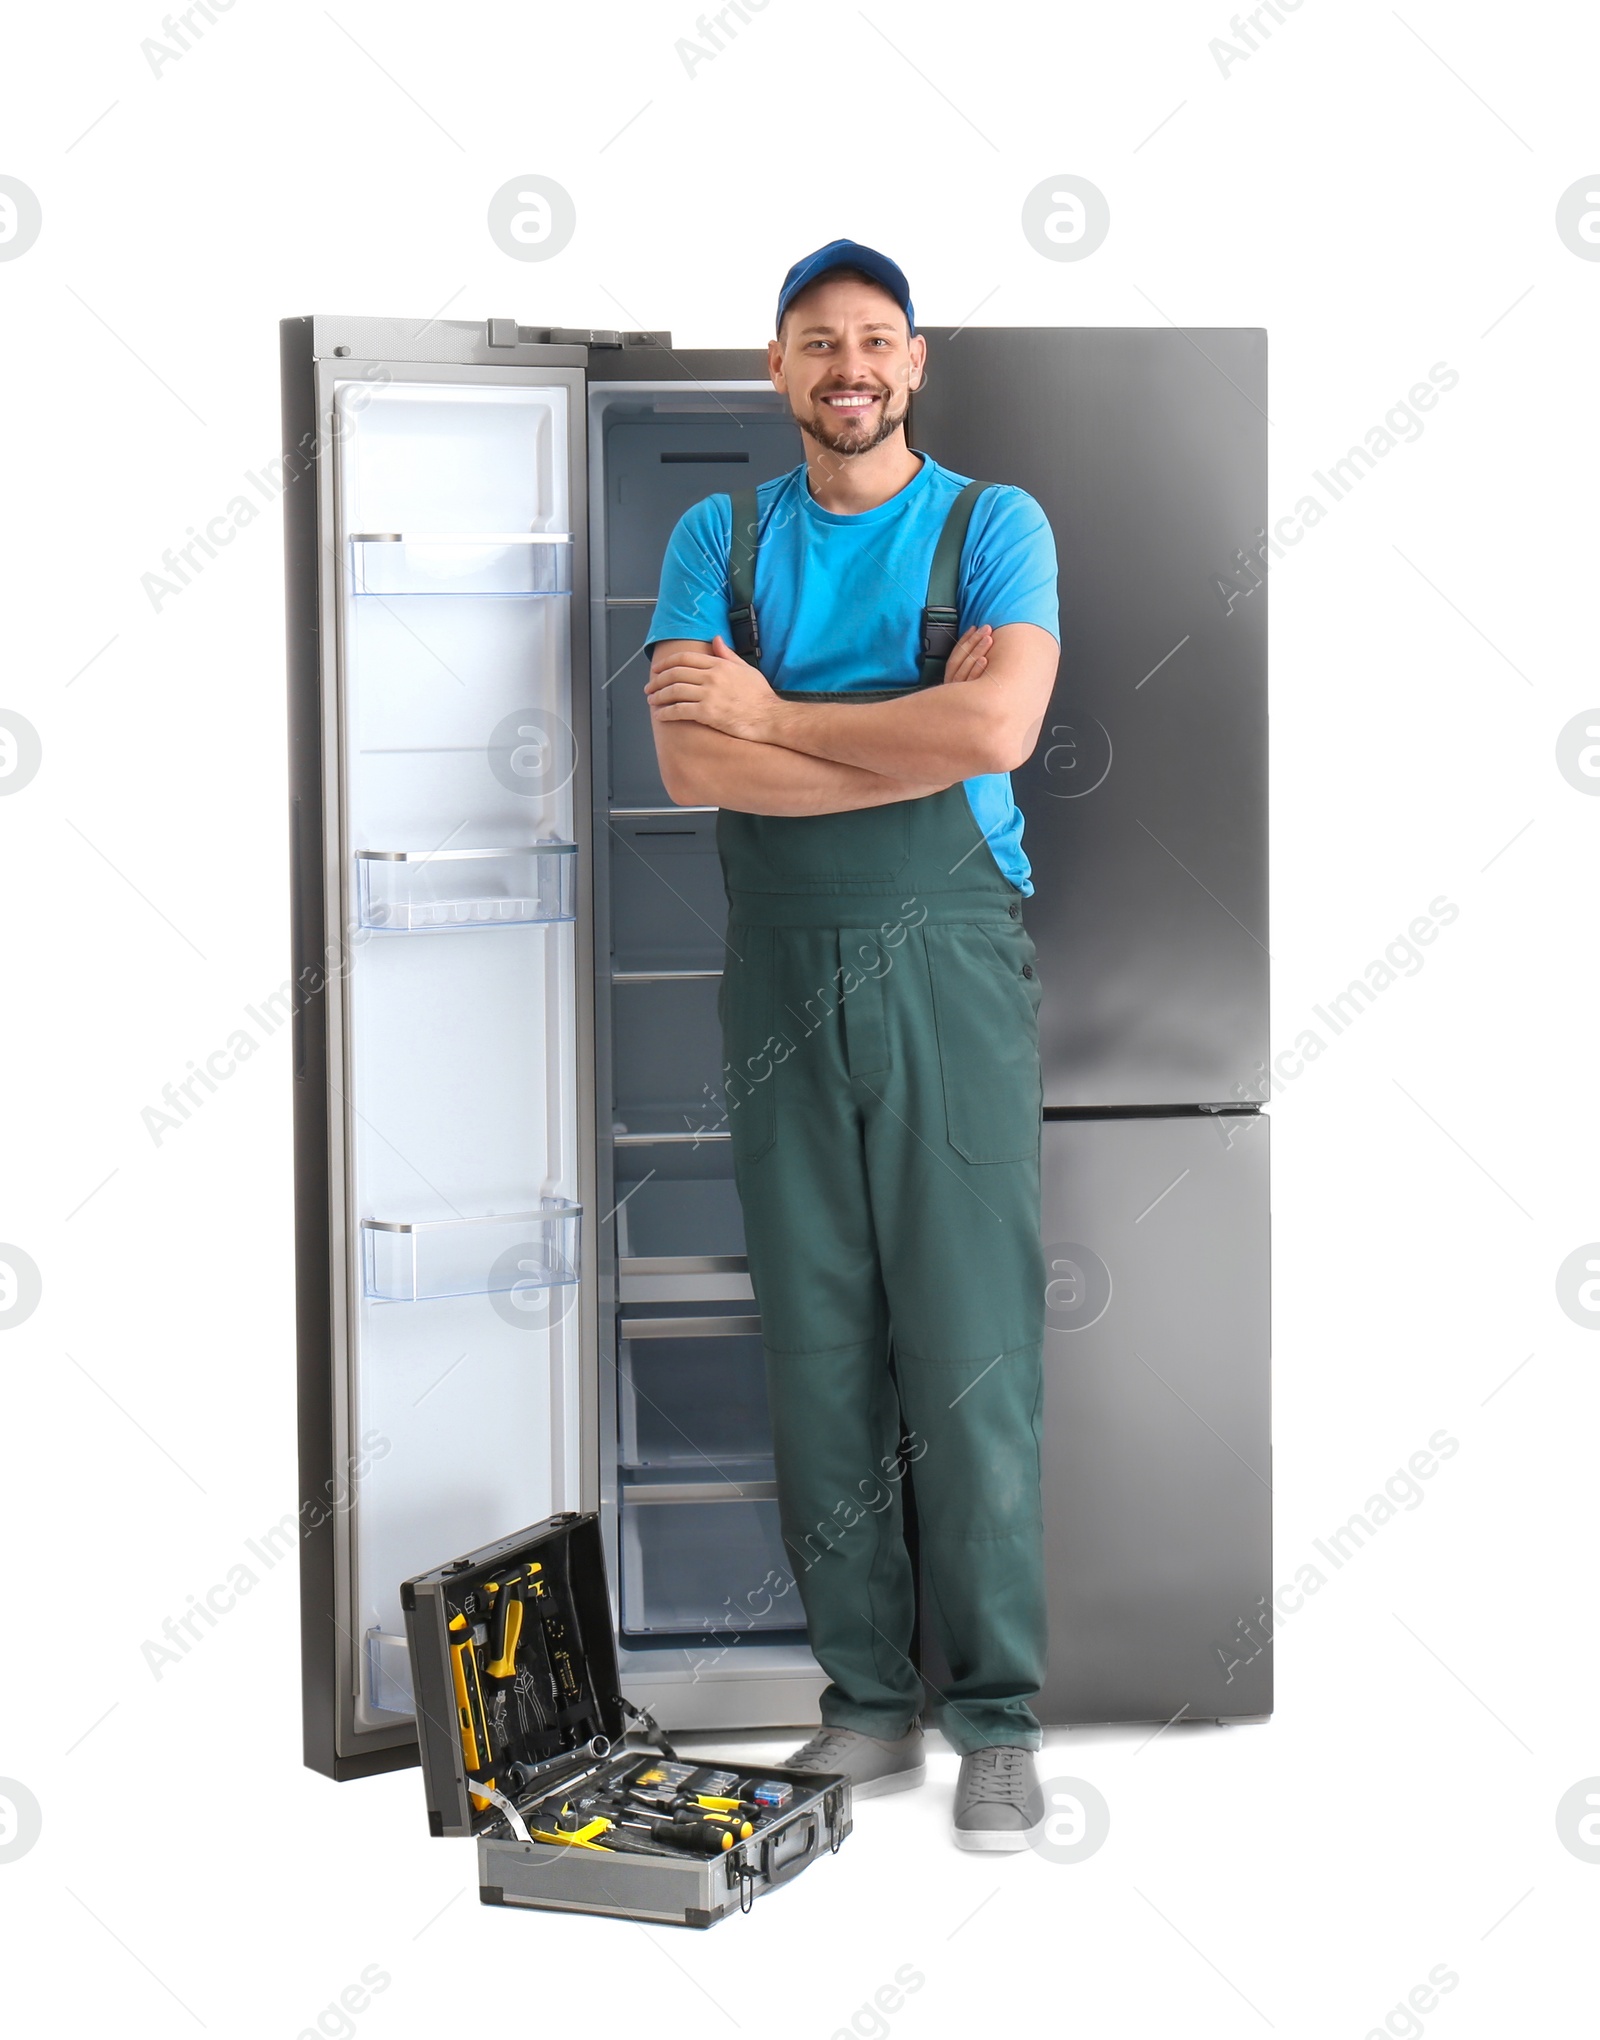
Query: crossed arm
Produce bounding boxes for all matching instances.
[645,622,1059,816]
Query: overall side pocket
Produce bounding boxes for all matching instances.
[925,922,1043,1165]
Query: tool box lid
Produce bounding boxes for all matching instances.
[402,1511,627,1840]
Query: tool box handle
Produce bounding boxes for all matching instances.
[760,1815,818,1889]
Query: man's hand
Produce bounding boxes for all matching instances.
[645,635,785,742]
[942,624,993,685]
[645,623,996,742]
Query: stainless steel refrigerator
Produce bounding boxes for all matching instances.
[282,314,1270,1782]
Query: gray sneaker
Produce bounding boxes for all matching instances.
[952,1746,1046,1850]
[782,1724,926,1799]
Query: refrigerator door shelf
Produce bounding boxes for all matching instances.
[364,1627,415,1716]
[350,533,573,598]
[356,843,577,932]
[619,1493,801,1638]
[362,1201,581,1305]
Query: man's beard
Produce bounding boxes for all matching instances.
[796,383,909,458]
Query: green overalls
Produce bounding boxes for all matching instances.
[716,482,1047,1754]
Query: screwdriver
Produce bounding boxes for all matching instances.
[447,1611,494,1811]
[573,1787,750,1841]
[486,1582,524,1679]
[614,1806,738,1854]
[680,1794,761,1829]
[483,1578,526,1740]
[567,1790,739,1854]
[535,1811,705,1860]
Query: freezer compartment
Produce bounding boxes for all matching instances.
[363,1201,581,1304]
[610,977,725,1139]
[351,533,572,598]
[619,1493,802,1638]
[618,1321,774,1473]
[607,812,725,974]
[357,844,576,932]
[594,389,801,599]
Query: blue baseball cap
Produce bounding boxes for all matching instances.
[775,239,916,337]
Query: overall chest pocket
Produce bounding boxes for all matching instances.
[717,803,911,890]
[925,922,1044,1165]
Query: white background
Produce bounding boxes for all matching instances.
[3,1,1597,2034]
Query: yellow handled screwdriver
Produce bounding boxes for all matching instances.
[486,1582,524,1680]
[447,1611,495,1811]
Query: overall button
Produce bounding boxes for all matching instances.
[1008,901,1020,918]
[1021,962,1034,978]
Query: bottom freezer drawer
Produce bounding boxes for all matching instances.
[620,1497,800,1637]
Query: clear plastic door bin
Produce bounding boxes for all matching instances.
[356,845,576,932]
[362,1201,581,1304]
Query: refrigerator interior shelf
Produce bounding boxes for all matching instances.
[356,844,576,932]
[350,532,574,543]
[620,1255,749,1277]
[612,1130,731,1148]
[620,1315,762,1340]
[618,1269,754,1304]
[622,1480,779,1504]
[362,1200,581,1304]
[609,806,718,819]
[611,968,722,985]
[350,531,573,598]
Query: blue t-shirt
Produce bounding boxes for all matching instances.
[644,453,1059,895]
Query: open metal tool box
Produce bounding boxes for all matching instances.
[402,1512,850,1925]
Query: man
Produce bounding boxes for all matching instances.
[643,240,1059,1850]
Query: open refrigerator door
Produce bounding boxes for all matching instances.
[286,325,598,1771]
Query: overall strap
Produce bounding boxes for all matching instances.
[727,487,762,666]
[918,478,991,684]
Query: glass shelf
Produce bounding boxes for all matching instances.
[356,844,576,932]
[350,532,573,598]
[362,1200,581,1304]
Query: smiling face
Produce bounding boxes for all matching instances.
[768,271,928,459]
